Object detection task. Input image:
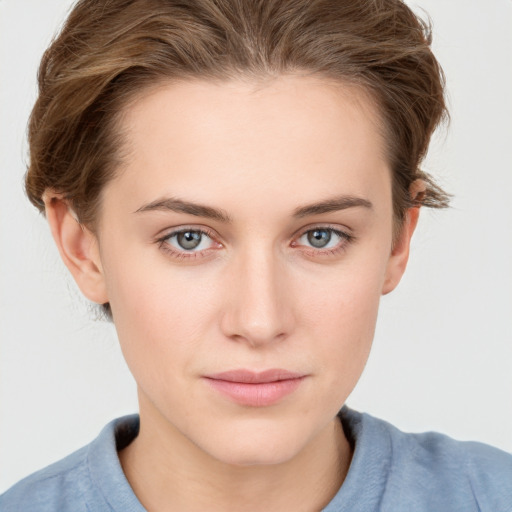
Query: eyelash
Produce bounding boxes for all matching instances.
[293,226,354,258]
[156,225,354,261]
[156,227,218,260]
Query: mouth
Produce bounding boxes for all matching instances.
[203,369,307,407]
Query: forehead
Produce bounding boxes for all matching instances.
[105,75,391,218]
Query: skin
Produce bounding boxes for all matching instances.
[45,76,421,511]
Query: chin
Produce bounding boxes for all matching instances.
[212,441,301,468]
[195,417,316,468]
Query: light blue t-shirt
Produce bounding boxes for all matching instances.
[2,407,512,511]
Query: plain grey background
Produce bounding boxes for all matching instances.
[1,0,511,492]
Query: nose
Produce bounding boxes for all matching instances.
[219,247,295,347]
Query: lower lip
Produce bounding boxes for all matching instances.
[204,377,305,407]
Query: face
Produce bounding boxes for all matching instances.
[63,76,414,466]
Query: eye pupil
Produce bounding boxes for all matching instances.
[177,231,202,250]
[308,229,331,248]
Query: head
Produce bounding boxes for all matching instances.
[27,0,449,466]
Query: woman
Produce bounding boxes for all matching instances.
[1,0,511,510]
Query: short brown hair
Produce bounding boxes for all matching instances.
[26,0,449,230]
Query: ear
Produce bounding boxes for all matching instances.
[381,180,425,295]
[43,192,109,304]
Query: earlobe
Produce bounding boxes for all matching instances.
[43,193,109,305]
[382,179,425,295]
[381,207,420,295]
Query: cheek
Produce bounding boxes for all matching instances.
[300,242,387,327]
[103,249,222,382]
[293,254,387,389]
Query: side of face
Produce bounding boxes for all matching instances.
[45,76,418,466]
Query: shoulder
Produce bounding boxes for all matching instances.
[397,427,512,510]
[337,408,512,512]
[0,445,91,512]
[382,413,512,479]
[0,415,141,512]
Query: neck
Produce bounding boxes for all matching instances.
[119,399,352,512]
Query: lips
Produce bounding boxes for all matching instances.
[203,369,306,407]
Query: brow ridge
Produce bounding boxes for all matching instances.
[292,195,373,218]
[134,197,232,223]
[134,194,372,222]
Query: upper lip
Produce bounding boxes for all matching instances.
[205,369,306,383]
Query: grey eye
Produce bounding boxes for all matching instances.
[176,231,203,250]
[307,229,332,248]
[160,228,216,256]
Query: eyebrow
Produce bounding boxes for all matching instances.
[292,195,373,218]
[134,197,233,223]
[134,195,373,222]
